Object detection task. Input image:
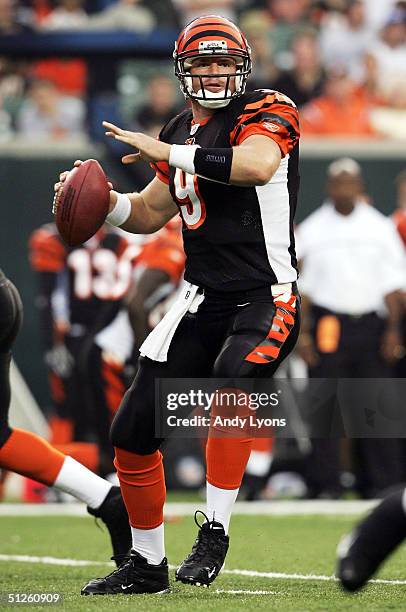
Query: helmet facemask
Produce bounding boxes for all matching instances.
[174,46,251,109]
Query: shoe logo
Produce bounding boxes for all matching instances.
[121,583,134,591]
[207,567,217,579]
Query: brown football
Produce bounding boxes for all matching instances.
[53,159,110,247]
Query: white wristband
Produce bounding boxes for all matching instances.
[106,192,132,227]
[169,144,199,175]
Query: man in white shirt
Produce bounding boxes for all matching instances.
[296,157,406,498]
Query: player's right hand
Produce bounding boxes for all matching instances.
[53,160,116,213]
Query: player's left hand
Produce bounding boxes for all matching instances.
[103,121,171,165]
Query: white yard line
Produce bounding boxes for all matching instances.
[0,555,405,586]
[0,500,378,517]
[215,590,278,595]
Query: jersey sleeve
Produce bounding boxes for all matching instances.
[230,91,300,157]
[29,226,66,272]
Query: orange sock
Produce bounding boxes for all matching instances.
[0,428,65,486]
[206,388,254,489]
[206,437,253,489]
[53,442,99,473]
[114,448,166,529]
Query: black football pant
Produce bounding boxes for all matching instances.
[111,286,301,454]
[0,269,23,449]
[304,305,404,498]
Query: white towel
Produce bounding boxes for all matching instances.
[140,282,204,362]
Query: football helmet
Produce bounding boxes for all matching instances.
[174,15,252,109]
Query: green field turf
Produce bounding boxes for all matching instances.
[1,513,406,611]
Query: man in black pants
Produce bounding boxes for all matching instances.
[296,157,405,498]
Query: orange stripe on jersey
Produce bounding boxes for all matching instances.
[245,296,296,364]
[29,228,66,272]
[150,160,170,185]
[230,93,300,158]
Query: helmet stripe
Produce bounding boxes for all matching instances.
[182,30,244,50]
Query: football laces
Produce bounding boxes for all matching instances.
[52,185,63,215]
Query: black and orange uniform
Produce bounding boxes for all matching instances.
[112,88,301,455]
[29,224,137,471]
[152,89,299,291]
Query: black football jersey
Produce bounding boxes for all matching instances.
[151,89,300,292]
[29,224,136,331]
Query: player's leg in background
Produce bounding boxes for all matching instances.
[87,342,126,477]
[338,487,406,591]
[0,273,131,561]
[303,308,347,498]
[345,314,404,499]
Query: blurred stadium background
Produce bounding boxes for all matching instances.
[0,0,406,517]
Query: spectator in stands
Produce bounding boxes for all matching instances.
[0,57,27,137]
[172,0,237,27]
[265,0,312,69]
[16,79,85,140]
[363,0,399,32]
[296,158,406,498]
[271,29,324,107]
[88,0,155,32]
[0,0,33,33]
[369,79,406,139]
[300,66,373,136]
[40,0,89,30]
[132,74,182,137]
[143,0,180,28]
[319,0,374,82]
[240,10,278,90]
[366,6,406,103]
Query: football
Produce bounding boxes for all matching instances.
[52,159,110,247]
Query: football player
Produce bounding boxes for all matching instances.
[56,15,300,596]
[29,223,140,475]
[0,267,131,564]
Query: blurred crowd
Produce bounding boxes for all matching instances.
[1,0,406,142]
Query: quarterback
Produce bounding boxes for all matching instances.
[57,15,301,595]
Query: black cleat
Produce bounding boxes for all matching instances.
[81,550,170,595]
[337,490,406,592]
[176,511,229,587]
[87,486,131,566]
[337,530,375,592]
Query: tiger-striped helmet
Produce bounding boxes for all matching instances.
[174,15,252,109]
